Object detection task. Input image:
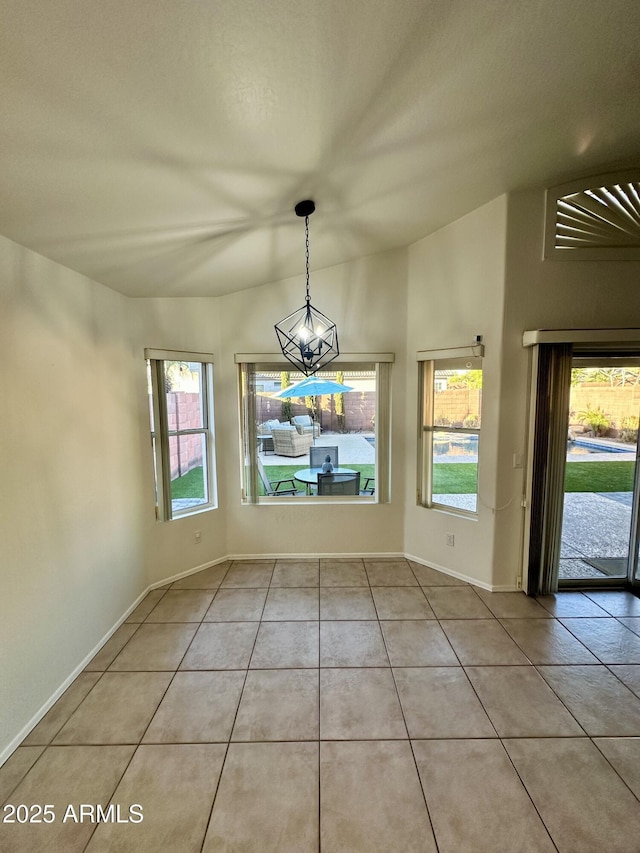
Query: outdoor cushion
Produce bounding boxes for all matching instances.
[291,415,321,436]
[270,427,313,457]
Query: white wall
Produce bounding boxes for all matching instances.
[0,236,147,758]
[496,188,640,587]
[9,183,637,763]
[403,196,509,588]
[130,248,409,571]
[219,248,408,556]
[129,298,228,586]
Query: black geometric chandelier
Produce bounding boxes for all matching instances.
[275,200,339,376]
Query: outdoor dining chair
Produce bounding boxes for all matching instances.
[317,471,361,495]
[309,445,339,470]
[257,458,304,496]
[362,477,375,495]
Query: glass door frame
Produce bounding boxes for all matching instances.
[558,354,640,591]
[630,439,640,590]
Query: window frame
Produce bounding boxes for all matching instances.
[146,349,217,521]
[235,354,393,505]
[418,354,483,517]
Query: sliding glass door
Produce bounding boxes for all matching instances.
[559,357,640,588]
[526,343,640,594]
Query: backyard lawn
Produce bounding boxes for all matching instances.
[431,460,635,494]
[258,463,376,495]
[171,461,636,498]
[563,460,635,492]
[170,466,207,499]
[171,463,376,497]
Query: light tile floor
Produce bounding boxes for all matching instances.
[2,559,640,852]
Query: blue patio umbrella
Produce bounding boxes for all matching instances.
[273,376,354,398]
[273,375,354,438]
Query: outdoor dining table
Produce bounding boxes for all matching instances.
[294,466,357,495]
[257,434,274,454]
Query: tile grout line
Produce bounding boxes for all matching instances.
[371,558,442,852]
[499,609,640,817]
[198,558,278,853]
[82,562,237,852]
[410,563,563,852]
[317,563,322,853]
[496,737,562,853]
[1,585,177,814]
[590,737,640,805]
[1,588,172,814]
[443,580,561,851]
[4,559,640,852]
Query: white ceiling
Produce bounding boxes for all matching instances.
[2,0,640,297]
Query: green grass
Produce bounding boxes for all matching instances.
[430,460,636,494]
[175,460,636,498]
[171,466,205,499]
[432,464,478,494]
[564,461,635,492]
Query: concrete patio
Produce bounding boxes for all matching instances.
[261,432,375,467]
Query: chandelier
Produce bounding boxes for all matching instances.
[274,200,339,376]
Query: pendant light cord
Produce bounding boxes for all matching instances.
[305,215,310,303]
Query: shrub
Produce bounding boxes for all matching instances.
[335,370,346,432]
[620,415,639,443]
[434,416,452,427]
[463,413,480,428]
[280,372,292,421]
[577,404,611,437]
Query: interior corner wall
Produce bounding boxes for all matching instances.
[218,248,409,557]
[129,298,228,585]
[0,236,147,759]
[403,196,509,588]
[497,188,640,588]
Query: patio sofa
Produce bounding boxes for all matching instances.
[270,426,313,457]
[257,418,283,453]
[291,414,321,437]
[259,418,283,434]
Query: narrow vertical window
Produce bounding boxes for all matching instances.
[419,356,482,514]
[146,350,217,520]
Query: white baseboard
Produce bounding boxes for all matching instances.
[403,553,492,590]
[148,555,231,590]
[404,553,520,592]
[1,549,517,767]
[0,584,156,768]
[225,551,406,561]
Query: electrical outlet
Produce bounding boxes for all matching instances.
[194,530,201,544]
[516,576,522,590]
[446,533,455,547]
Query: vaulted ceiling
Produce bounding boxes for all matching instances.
[2,0,640,297]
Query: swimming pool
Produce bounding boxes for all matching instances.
[569,439,632,455]
[433,435,478,456]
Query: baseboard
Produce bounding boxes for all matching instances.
[1,549,513,767]
[148,555,231,590]
[225,551,406,561]
[0,583,157,768]
[403,553,492,590]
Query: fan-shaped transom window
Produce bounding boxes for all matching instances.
[545,170,640,260]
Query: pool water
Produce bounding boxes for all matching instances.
[433,436,478,456]
[568,439,633,455]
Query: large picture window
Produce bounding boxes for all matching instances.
[419,356,482,514]
[237,357,392,503]
[146,349,217,520]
